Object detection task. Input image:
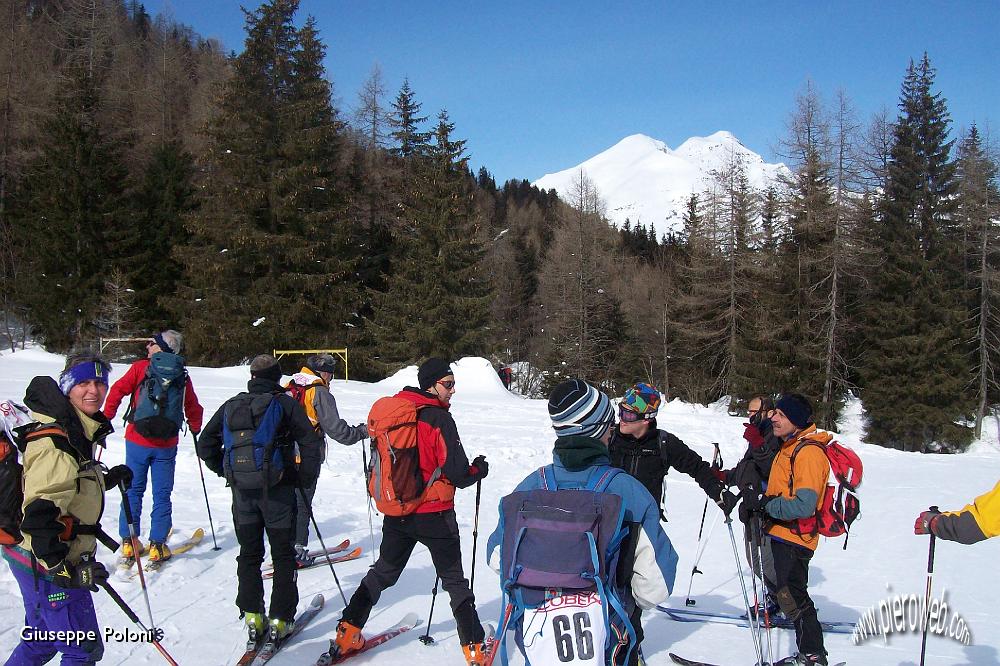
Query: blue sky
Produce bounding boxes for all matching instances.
[147,1,999,184]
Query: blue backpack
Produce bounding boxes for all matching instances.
[221,393,285,490]
[495,465,637,666]
[129,352,187,439]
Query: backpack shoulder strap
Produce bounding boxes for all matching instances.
[539,465,557,490]
[788,438,826,492]
[586,466,623,492]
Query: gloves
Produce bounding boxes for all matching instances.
[104,464,133,490]
[743,423,765,450]
[711,467,728,484]
[914,509,941,536]
[50,558,109,591]
[471,455,489,479]
[740,487,773,515]
[715,489,738,517]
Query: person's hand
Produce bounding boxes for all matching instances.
[914,509,941,536]
[741,487,773,515]
[104,464,133,490]
[743,423,765,450]
[357,423,369,438]
[471,455,489,479]
[715,489,738,517]
[50,559,109,591]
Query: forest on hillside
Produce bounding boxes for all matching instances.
[0,0,998,453]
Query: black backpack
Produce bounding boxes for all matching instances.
[222,393,287,490]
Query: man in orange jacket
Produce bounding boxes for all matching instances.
[741,393,830,666]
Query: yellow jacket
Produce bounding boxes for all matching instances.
[764,425,832,551]
[934,480,1000,544]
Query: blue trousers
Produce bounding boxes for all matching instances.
[118,441,177,543]
[6,565,104,664]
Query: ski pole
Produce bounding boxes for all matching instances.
[362,438,376,565]
[753,514,774,666]
[726,515,764,666]
[99,579,178,666]
[470,478,482,593]
[191,432,221,551]
[919,505,939,666]
[419,577,440,645]
[296,483,347,607]
[118,482,159,631]
[684,442,722,606]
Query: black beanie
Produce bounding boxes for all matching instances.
[249,354,282,383]
[418,357,453,390]
[775,393,813,428]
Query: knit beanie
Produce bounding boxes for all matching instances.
[775,393,813,428]
[418,357,453,390]
[249,354,282,383]
[548,378,615,440]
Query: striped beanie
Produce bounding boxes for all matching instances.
[548,378,615,439]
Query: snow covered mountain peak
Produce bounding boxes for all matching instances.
[534,131,789,236]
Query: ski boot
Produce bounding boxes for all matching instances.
[121,539,144,561]
[773,653,828,665]
[243,611,266,652]
[148,541,171,563]
[463,641,487,665]
[324,620,364,662]
[256,617,295,661]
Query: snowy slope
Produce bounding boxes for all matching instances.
[1,348,998,665]
[534,132,790,238]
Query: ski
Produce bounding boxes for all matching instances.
[669,654,845,666]
[263,539,350,572]
[315,612,421,665]
[126,528,206,577]
[657,605,857,634]
[262,546,363,580]
[234,594,325,666]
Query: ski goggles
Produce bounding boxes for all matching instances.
[437,379,456,390]
[618,404,653,423]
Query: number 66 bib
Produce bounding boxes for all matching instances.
[523,592,606,665]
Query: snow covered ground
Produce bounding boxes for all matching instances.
[1,348,998,665]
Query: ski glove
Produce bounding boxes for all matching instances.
[914,509,942,536]
[104,464,133,490]
[50,557,109,592]
[716,489,739,517]
[471,455,489,480]
[743,423,765,450]
[740,488,774,515]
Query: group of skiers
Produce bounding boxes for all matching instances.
[2,344,999,665]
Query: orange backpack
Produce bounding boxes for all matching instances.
[366,396,441,516]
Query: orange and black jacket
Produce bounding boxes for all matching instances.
[763,424,832,551]
[933,480,1000,544]
[396,387,481,514]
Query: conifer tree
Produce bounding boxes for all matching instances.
[861,55,970,451]
[174,0,357,363]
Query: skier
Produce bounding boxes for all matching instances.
[103,329,204,563]
[717,394,782,616]
[3,353,131,664]
[915,480,1000,543]
[196,354,323,651]
[741,393,830,665]
[608,382,737,520]
[284,353,367,564]
[487,378,679,666]
[329,358,489,665]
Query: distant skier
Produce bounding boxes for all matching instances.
[197,354,323,652]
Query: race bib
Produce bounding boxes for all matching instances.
[523,591,606,665]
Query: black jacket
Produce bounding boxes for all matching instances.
[608,422,722,516]
[197,377,324,488]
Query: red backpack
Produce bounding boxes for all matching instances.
[366,396,441,516]
[789,438,863,549]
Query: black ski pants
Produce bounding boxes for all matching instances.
[771,538,825,657]
[232,484,298,622]
[342,509,484,645]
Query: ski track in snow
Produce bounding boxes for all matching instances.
[1,348,998,665]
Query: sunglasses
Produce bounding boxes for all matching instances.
[437,379,456,390]
[618,405,650,423]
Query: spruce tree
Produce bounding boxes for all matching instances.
[861,55,970,451]
[174,0,357,363]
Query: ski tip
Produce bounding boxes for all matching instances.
[398,612,421,627]
[192,527,206,538]
[309,593,325,607]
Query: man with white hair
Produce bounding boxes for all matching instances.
[103,329,204,563]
